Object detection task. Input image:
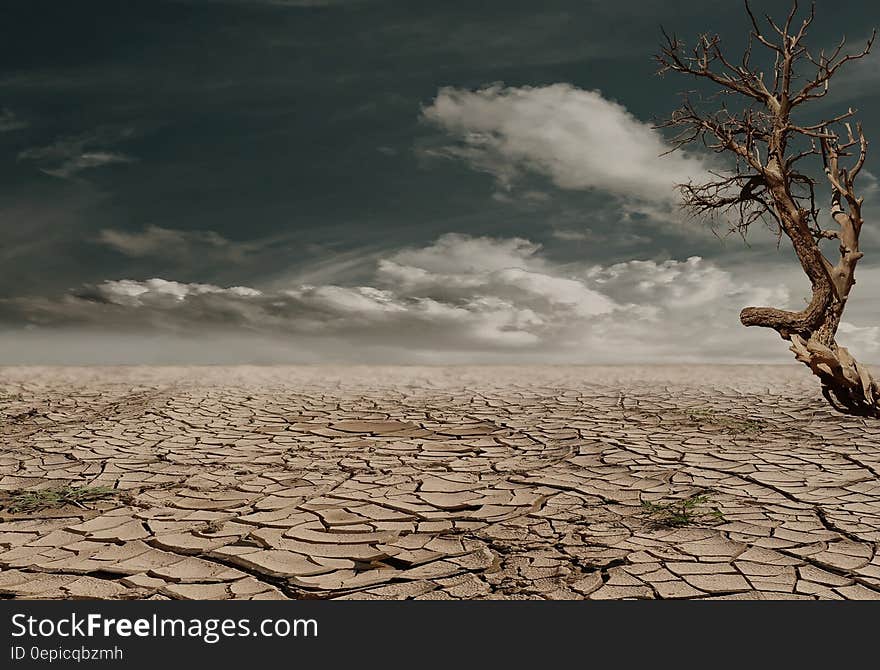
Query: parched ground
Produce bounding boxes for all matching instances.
[1,364,879,601]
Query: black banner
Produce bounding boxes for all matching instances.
[0,600,874,668]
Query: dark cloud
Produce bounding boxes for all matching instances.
[0,108,27,132]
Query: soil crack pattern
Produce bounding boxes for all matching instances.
[1,365,879,600]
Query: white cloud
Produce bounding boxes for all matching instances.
[95,278,262,305]
[97,225,321,274]
[838,321,880,355]
[422,84,712,215]
[41,152,133,179]
[588,256,789,310]
[551,227,651,246]
[19,127,137,179]
[98,225,245,261]
[816,34,880,103]
[1,233,811,363]
[388,233,545,274]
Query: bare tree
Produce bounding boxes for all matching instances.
[657,1,879,416]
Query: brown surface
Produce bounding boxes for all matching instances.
[1,365,879,600]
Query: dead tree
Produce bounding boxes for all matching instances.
[657,1,878,416]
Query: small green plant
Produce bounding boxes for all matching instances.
[4,486,117,514]
[685,408,765,434]
[641,493,723,528]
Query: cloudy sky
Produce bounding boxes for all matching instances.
[1,0,879,364]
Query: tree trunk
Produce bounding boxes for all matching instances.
[739,178,879,416]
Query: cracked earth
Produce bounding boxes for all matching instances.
[1,365,879,600]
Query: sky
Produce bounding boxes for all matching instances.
[1,0,879,364]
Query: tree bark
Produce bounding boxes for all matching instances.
[739,190,879,416]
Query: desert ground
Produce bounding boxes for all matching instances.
[0,364,879,600]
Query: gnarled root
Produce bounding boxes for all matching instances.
[789,334,880,416]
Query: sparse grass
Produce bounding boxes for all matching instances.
[0,407,40,426]
[641,493,723,528]
[201,519,225,534]
[3,485,117,514]
[686,407,765,434]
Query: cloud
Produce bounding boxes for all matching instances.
[587,256,787,310]
[421,84,712,216]
[813,33,880,103]
[174,0,369,6]
[0,108,28,132]
[386,233,546,274]
[552,227,651,246]
[1,233,811,363]
[97,225,250,262]
[96,226,334,280]
[374,234,616,324]
[39,152,133,179]
[838,321,880,356]
[18,127,136,179]
[263,0,367,5]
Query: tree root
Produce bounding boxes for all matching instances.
[789,334,880,417]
